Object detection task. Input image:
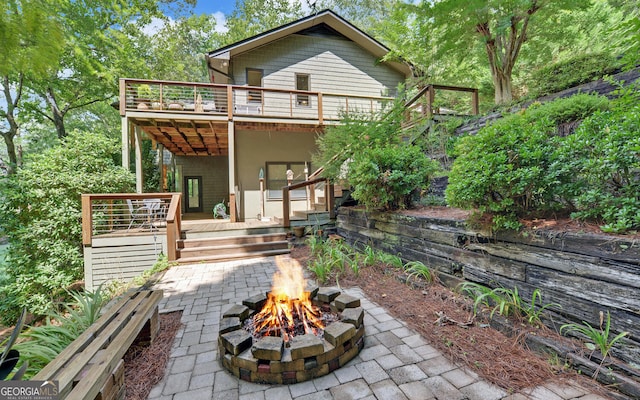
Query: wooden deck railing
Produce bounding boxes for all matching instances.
[282,177,335,228]
[403,84,479,128]
[119,78,393,122]
[81,193,182,261]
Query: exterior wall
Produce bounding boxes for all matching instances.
[175,155,229,215]
[235,128,318,220]
[83,235,167,290]
[231,33,404,98]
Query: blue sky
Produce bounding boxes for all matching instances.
[191,1,236,16]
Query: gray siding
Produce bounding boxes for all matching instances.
[84,235,166,290]
[176,156,229,215]
[231,34,404,98]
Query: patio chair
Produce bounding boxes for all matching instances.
[126,199,148,231]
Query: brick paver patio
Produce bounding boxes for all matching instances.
[148,256,609,400]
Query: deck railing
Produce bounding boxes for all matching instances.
[81,193,182,261]
[403,84,479,128]
[119,78,394,122]
[282,177,334,228]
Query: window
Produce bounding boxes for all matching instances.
[296,74,310,107]
[246,68,263,102]
[266,162,309,199]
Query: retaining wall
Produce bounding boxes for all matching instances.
[336,207,640,366]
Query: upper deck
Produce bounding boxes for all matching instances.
[119,78,393,156]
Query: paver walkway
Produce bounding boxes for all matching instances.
[148,256,609,400]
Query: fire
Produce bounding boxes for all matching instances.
[252,257,324,342]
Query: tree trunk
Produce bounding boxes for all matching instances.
[493,73,514,105]
[46,87,67,139]
[1,131,18,176]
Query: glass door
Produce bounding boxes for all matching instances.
[184,176,203,213]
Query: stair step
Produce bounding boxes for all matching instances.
[178,233,287,249]
[293,210,329,218]
[176,248,290,264]
[177,240,289,258]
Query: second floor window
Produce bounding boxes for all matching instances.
[296,74,310,107]
[247,68,263,103]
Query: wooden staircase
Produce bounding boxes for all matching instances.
[175,230,290,264]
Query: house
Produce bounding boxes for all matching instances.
[119,9,412,223]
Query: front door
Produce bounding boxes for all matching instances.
[184,176,203,213]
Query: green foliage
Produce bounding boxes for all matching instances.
[374,249,403,268]
[12,286,108,379]
[560,311,629,378]
[524,94,610,125]
[403,261,434,284]
[350,144,439,211]
[459,282,560,326]
[445,114,563,230]
[528,53,622,98]
[0,131,135,323]
[0,309,28,380]
[555,87,640,233]
[446,93,621,232]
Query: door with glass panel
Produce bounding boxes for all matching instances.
[184,176,203,213]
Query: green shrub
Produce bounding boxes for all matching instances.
[524,94,610,125]
[528,52,621,98]
[555,88,640,232]
[0,130,135,323]
[445,115,564,230]
[349,144,439,211]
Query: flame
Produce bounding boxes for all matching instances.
[253,257,324,342]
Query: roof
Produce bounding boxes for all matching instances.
[206,9,411,78]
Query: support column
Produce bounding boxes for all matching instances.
[228,121,237,222]
[134,126,143,193]
[158,143,165,191]
[121,116,130,170]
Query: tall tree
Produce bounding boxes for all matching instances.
[222,0,304,44]
[0,0,63,174]
[425,0,591,104]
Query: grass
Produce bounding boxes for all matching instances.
[560,311,630,378]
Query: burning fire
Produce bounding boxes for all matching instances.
[253,258,325,342]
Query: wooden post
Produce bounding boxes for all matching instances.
[227,85,234,120]
[119,79,126,116]
[471,89,479,115]
[229,192,237,223]
[426,85,435,118]
[327,180,335,219]
[317,92,323,124]
[81,195,93,247]
[282,188,290,228]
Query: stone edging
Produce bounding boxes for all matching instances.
[218,287,365,384]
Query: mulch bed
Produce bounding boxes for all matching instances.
[124,310,183,400]
[290,244,609,397]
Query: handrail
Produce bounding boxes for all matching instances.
[81,193,182,261]
[119,78,393,121]
[281,178,334,228]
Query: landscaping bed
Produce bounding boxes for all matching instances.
[290,244,628,398]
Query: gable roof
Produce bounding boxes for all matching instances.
[206,9,411,78]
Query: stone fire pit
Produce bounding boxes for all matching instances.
[218,287,365,384]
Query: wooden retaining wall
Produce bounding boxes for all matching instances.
[83,234,167,290]
[337,207,640,366]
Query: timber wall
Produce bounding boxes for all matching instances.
[83,234,166,290]
[337,207,640,365]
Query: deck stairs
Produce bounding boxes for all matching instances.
[175,226,290,264]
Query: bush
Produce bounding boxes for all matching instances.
[349,144,439,211]
[0,131,135,323]
[524,94,610,125]
[445,114,565,230]
[555,88,640,232]
[528,52,621,98]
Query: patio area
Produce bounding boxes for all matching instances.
[148,255,609,400]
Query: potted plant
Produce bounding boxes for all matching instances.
[136,84,152,109]
[165,86,184,111]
